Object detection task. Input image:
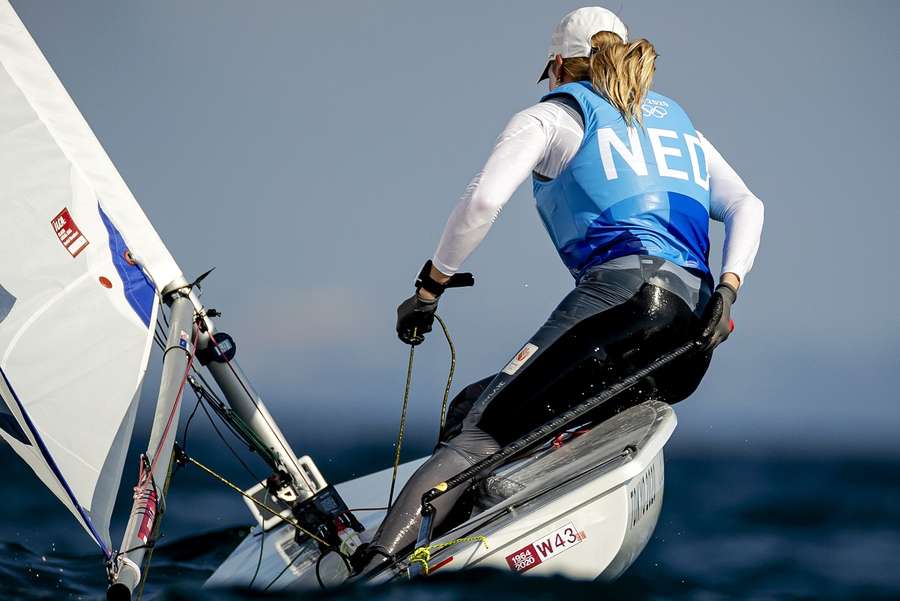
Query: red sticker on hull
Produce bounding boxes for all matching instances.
[506,543,541,572]
[505,522,583,573]
[51,208,89,258]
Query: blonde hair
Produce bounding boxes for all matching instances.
[559,31,658,126]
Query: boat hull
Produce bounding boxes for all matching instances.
[206,400,675,589]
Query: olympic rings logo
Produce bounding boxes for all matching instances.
[641,104,668,119]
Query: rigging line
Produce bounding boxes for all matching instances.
[206,399,256,446]
[184,331,286,474]
[186,366,271,458]
[179,394,203,458]
[183,376,263,484]
[387,330,416,510]
[312,549,353,592]
[190,366,225,405]
[160,302,170,328]
[264,547,305,591]
[434,313,456,436]
[248,521,266,588]
[193,385,248,445]
[184,372,276,487]
[206,399,263,455]
[205,333,307,482]
[153,319,167,351]
[187,376,243,441]
[179,452,334,549]
[188,369,274,459]
[198,394,265,483]
[197,384,265,449]
[155,317,170,347]
[179,379,270,585]
[205,334,312,492]
[190,377,280,467]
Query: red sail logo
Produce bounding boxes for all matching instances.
[51,208,89,258]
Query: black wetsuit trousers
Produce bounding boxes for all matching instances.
[370,255,714,556]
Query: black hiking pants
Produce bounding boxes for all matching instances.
[370,255,714,557]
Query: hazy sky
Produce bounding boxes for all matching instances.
[10,1,900,458]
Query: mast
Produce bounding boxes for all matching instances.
[106,287,195,600]
[106,286,322,600]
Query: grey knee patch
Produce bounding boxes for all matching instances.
[441,429,501,465]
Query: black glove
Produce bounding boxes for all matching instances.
[395,260,474,346]
[698,283,737,351]
[396,294,438,346]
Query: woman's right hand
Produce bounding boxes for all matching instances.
[396,294,438,346]
[396,260,473,345]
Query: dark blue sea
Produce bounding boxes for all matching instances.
[1,431,898,601]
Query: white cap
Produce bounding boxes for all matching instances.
[538,7,628,82]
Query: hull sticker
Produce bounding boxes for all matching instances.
[505,522,584,573]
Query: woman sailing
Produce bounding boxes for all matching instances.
[358,6,764,573]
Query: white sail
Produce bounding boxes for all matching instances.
[0,1,185,554]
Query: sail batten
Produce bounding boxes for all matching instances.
[0,0,185,553]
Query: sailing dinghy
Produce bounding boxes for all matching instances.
[0,2,684,597]
[207,400,674,589]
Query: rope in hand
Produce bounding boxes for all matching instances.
[387,327,416,510]
[387,314,457,510]
[434,314,456,437]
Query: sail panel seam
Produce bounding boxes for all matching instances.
[0,271,91,367]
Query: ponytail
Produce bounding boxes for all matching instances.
[559,31,658,126]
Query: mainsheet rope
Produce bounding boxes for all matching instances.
[387,313,457,510]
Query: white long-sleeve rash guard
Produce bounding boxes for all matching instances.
[432,99,764,283]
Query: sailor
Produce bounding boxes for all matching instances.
[359,6,764,571]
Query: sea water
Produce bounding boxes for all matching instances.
[1,435,898,601]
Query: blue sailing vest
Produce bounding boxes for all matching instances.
[532,81,711,280]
